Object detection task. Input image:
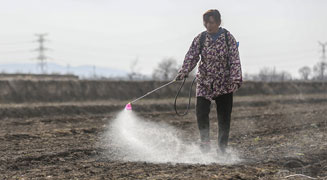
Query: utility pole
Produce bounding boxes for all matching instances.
[66,64,71,74]
[318,41,327,62]
[34,33,49,74]
[92,65,96,79]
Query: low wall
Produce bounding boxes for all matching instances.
[0,80,326,103]
[0,74,79,81]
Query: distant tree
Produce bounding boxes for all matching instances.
[256,67,292,82]
[152,57,178,81]
[258,67,271,82]
[279,71,292,81]
[313,61,327,81]
[298,66,311,80]
[127,58,145,81]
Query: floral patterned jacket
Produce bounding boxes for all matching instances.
[177,28,243,101]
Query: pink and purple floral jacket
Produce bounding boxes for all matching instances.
[178,29,243,101]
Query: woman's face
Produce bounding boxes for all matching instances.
[204,16,220,34]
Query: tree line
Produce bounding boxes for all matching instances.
[125,58,327,82]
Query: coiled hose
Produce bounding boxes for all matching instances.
[174,77,197,116]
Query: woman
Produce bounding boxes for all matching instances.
[175,9,242,154]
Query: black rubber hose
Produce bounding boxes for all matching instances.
[174,77,197,116]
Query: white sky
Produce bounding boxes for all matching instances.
[0,0,326,78]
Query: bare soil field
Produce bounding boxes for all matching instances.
[0,94,326,179]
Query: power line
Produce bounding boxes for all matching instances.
[0,41,32,46]
[0,50,31,54]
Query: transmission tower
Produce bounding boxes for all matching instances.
[34,33,49,74]
[317,41,327,80]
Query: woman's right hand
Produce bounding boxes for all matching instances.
[175,72,188,81]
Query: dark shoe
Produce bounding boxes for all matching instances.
[216,146,227,155]
[216,148,233,163]
[199,141,211,154]
[218,144,227,153]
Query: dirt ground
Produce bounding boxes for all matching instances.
[0,94,326,179]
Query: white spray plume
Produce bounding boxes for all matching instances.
[103,109,241,165]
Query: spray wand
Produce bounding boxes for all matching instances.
[125,79,177,110]
[125,77,197,116]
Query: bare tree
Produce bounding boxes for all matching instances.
[256,67,292,82]
[280,71,292,81]
[243,72,252,81]
[127,58,144,81]
[298,66,311,80]
[258,67,271,82]
[152,57,178,81]
[313,61,327,81]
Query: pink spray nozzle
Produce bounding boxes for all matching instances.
[125,103,132,110]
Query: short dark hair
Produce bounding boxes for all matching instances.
[203,9,221,23]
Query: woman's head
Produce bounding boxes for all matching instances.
[203,9,221,33]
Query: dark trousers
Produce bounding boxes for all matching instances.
[196,92,233,152]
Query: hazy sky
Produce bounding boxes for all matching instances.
[1,0,326,78]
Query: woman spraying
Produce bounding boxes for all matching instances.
[175,9,243,154]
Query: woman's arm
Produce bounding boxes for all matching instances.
[227,32,243,89]
[176,34,202,79]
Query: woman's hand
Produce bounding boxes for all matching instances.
[175,72,188,81]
